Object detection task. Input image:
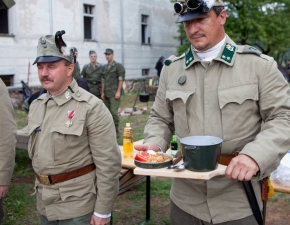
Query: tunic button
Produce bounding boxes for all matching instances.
[178,76,187,85]
[76,92,81,97]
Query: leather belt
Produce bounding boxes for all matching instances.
[87,80,101,85]
[219,151,240,166]
[35,163,96,185]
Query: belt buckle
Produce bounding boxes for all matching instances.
[37,174,51,185]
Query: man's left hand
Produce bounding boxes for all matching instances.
[225,154,260,181]
[115,91,121,99]
[90,214,110,225]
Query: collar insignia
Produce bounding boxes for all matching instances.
[220,43,236,63]
[185,47,194,67]
[64,91,71,99]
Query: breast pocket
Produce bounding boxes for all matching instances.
[25,122,41,158]
[218,83,259,141]
[166,88,195,137]
[50,121,88,163]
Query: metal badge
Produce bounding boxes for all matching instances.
[65,120,73,127]
[178,76,187,85]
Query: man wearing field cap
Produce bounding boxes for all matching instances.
[81,50,103,98]
[135,0,290,224]
[25,30,121,225]
[101,48,125,138]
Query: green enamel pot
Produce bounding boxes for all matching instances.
[180,136,223,172]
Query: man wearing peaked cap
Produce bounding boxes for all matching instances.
[24,31,121,225]
[101,48,125,139]
[135,0,290,224]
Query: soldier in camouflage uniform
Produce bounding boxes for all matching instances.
[71,47,80,80]
[81,50,103,99]
[101,49,125,138]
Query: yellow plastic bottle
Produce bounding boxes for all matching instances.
[123,123,134,159]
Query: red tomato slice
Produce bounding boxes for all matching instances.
[135,151,149,162]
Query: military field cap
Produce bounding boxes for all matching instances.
[0,0,15,9]
[89,50,96,55]
[72,47,78,52]
[174,0,224,23]
[33,30,76,65]
[104,48,114,55]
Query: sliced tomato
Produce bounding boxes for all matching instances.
[135,151,149,162]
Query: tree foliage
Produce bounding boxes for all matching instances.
[171,0,290,65]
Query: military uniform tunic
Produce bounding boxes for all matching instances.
[102,60,125,98]
[0,78,16,186]
[81,63,103,97]
[143,35,290,223]
[25,79,121,221]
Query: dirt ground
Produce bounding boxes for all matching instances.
[11,177,290,225]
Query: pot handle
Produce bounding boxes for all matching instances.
[184,145,196,150]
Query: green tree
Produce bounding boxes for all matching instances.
[171,0,290,65]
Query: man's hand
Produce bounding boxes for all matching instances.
[101,93,105,100]
[115,91,121,99]
[0,186,9,199]
[225,154,260,181]
[90,214,110,225]
[134,143,160,152]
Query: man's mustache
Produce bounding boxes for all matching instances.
[189,33,204,39]
[40,77,53,82]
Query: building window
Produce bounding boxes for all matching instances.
[0,9,9,34]
[83,4,94,40]
[142,69,150,76]
[0,75,14,86]
[141,15,150,44]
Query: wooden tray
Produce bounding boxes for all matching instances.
[134,163,227,180]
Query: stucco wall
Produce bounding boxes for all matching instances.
[0,0,179,88]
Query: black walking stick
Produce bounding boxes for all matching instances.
[242,181,263,225]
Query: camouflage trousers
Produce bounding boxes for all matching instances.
[103,96,120,126]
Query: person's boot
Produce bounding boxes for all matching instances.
[115,124,120,139]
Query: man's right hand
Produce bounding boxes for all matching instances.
[0,186,8,199]
[134,143,160,152]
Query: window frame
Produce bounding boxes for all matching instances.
[83,4,95,41]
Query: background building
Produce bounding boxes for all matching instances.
[0,0,179,89]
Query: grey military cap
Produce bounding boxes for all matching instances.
[33,30,75,65]
[104,49,114,55]
[0,0,15,9]
[174,0,224,23]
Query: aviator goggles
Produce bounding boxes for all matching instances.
[174,0,202,14]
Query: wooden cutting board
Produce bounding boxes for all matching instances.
[134,164,227,180]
